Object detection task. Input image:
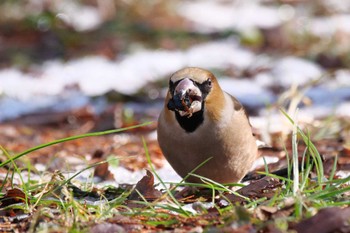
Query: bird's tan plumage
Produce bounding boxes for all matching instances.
[157,67,257,183]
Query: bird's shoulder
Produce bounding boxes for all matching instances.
[227,92,252,127]
[229,94,244,112]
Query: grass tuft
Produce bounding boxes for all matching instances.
[0,117,349,231]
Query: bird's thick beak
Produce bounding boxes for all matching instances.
[167,78,202,117]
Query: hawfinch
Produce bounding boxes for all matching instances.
[157,67,258,183]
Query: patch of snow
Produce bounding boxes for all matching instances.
[336,170,350,180]
[187,40,255,70]
[1,40,254,98]
[55,1,102,31]
[309,15,350,37]
[271,56,323,87]
[306,86,350,106]
[297,106,335,119]
[321,0,350,13]
[1,39,348,123]
[0,68,60,100]
[277,4,295,22]
[336,102,350,117]
[219,78,275,107]
[110,166,146,184]
[116,50,185,92]
[147,130,158,141]
[334,69,350,87]
[182,202,215,215]
[108,160,181,184]
[156,160,182,183]
[250,114,291,134]
[254,72,274,88]
[178,1,282,33]
[34,164,47,172]
[252,156,279,170]
[0,93,88,121]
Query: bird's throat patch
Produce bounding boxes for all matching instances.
[175,107,204,133]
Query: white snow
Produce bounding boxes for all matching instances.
[55,1,103,31]
[178,1,282,33]
[219,78,275,107]
[271,56,323,87]
[0,40,255,98]
[309,14,350,37]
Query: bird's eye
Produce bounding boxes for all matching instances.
[207,79,212,87]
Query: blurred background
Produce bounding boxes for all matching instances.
[1,0,350,137]
[1,0,350,184]
[1,2,350,231]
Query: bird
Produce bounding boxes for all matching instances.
[157,67,258,183]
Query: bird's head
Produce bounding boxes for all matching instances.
[166,67,221,118]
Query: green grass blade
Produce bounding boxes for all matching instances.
[142,138,190,217]
[309,186,350,200]
[326,155,338,189]
[280,108,324,189]
[189,173,250,201]
[43,158,120,198]
[0,122,152,168]
[292,109,299,195]
[0,146,30,209]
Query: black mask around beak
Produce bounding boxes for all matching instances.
[166,78,203,117]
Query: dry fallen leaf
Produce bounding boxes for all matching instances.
[0,188,28,208]
[94,162,114,181]
[293,207,350,233]
[255,205,278,221]
[238,176,282,198]
[129,170,162,201]
[92,149,114,181]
